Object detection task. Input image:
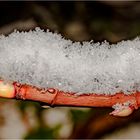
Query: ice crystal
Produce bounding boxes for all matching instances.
[0,27,140,95]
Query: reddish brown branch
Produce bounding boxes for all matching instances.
[12,82,140,107]
[0,80,140,116]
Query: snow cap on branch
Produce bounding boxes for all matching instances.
[0,27,140,95]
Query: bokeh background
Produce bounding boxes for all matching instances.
[1,1,140,139]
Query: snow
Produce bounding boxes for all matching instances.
[0,27,140,95]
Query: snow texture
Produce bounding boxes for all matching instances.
[0,27,140,95]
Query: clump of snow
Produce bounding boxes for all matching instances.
[0,27,140,95]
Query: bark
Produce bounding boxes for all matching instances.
[13,82,140,108]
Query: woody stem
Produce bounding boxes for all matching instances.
[13,82,140,108]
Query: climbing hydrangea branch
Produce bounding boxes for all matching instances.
[0,80,139,117]
[0,28,140,116]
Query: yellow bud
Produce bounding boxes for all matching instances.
[0,81,15,98]
[114,107,133,117]
[110,107,133,117]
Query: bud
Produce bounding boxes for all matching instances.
[0,81,15,98]
[110,106,133,117]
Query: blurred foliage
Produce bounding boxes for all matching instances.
[70,109,91,124]
[24,125,60,139]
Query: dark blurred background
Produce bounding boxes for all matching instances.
[1,1,140,139]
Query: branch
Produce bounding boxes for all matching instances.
[69,109,140,139]
[0,80,140,117]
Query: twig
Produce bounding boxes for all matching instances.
[0,80,140,117]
